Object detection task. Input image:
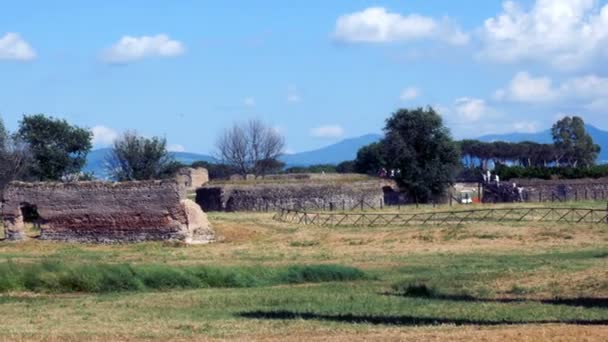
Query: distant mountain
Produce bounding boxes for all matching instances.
[280,134,382,166]
[84,148,216,178]
[478,124,608,163]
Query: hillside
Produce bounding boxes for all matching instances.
[280,134,382,166]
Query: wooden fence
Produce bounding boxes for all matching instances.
[273,207,608,227]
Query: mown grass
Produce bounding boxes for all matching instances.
[0,261,367,294]
[0,207,607,340]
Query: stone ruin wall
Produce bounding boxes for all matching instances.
[196,180,393,212]
[176,167,209,191]
[1,180,214,243]
[483,177,608,203]
[514,178,608,202]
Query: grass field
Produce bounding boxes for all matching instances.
[0,203,607,341]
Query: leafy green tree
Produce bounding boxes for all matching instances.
[354,142,385,175]
[106,131,176,181]
[383,107,460,203]
[551,116,600,167]
[16,114,92,181]
[336,160,356,173]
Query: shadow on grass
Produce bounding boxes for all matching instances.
[384,293,608,309]
[238,310,608,326]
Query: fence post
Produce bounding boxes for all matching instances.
[575,189,578,201]
[380,198,383,210]
[585,189,588,200]
[360,200,364,211]
[539,192,542,202]
[330,202,334,212]
[478,183,482,203]
[606,202,608,224]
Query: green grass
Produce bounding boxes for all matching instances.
[0,261,368,294]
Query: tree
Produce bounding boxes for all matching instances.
[0,117,31,194]
[106,131,176,181]
[216,119,285,177]
[354,142,385,175]
[16,114,92,181]
[551,116,600,167]
[336,160,356,173]
[382,107,460,203]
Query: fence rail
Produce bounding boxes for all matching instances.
[273,207,608,227]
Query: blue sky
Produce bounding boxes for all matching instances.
[1,0,607,154]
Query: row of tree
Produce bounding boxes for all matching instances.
[458,117,600,169]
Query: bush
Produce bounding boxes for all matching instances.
[392,281,439,298]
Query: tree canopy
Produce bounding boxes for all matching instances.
[16,114,92,181]
[382,107,460,202]
[106,131,177,181]
[551,116,600,167]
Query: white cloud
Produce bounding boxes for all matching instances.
[496,72,608,105]
[91,125,118,146]
[479,0,608,70]
[454,97,492,122]
[494,72,557,102]
[310,125,345,138]
[287,85,301,103]
[102,34,185,64]
[399,87,420,101]
[0,33,36,61]
[168,144,186,152]
[333,7,469,45]
[244,97,256,107]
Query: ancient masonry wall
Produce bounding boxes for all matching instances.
[1,180,214,243]
[176,167,209,191]
[195,181,390,212]
[483,177,608,202]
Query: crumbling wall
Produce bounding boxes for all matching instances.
[1,180,214,243]
[176,167,209,190]
[483,178,608,202]
[196,181,391,212]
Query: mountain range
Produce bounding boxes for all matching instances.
[84,125,608,177]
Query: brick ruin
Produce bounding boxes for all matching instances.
[1,180,214,243]
[196,180,395,212]
[175,167,209,191]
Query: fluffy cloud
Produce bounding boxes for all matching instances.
[399,87,420,101]
[310,125,345,138]
[102,34,185,64]
[496,72,608,106]
[333,7,469,45]
[494,72,557,102]
[454,97,492,122]
[91,125,119,146]
[0,33,36,61]
[479,0,608,70]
